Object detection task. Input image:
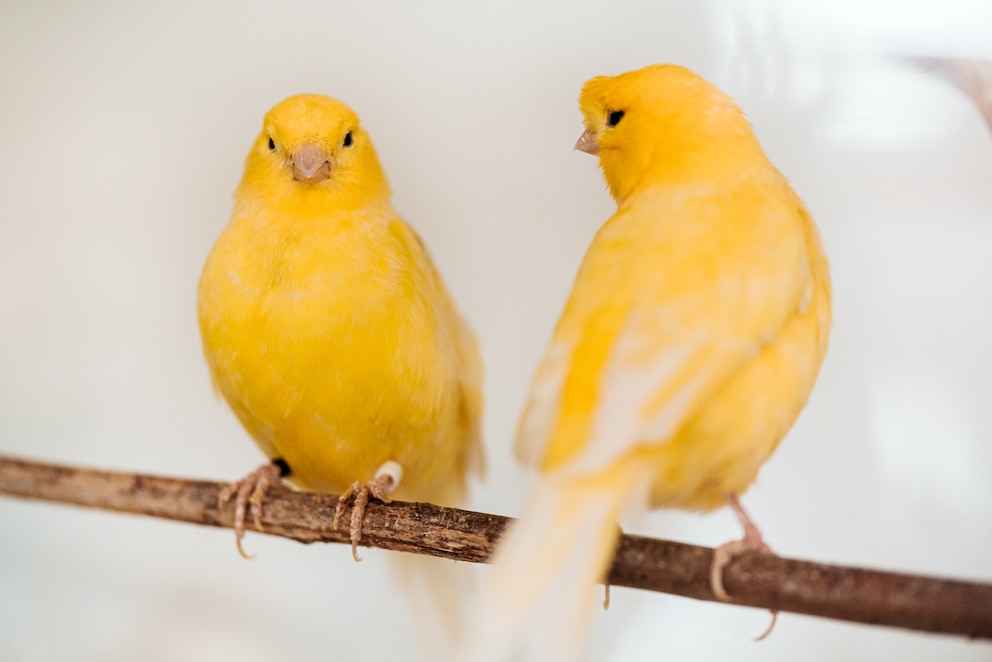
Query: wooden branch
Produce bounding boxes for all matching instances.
[1,454,990,641]
[909,57,992,132]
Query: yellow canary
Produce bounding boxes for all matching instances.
[463,64,831,662]
[196,94,485,568]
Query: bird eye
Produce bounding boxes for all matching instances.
[343,131,353,147]
[606,110,625,128]
[268,137,276,151]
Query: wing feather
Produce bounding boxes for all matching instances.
[517,187,812,473]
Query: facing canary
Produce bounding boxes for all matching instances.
[464,64,831,662]
[197,94,485,562]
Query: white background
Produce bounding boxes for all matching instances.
[1,1,991,660]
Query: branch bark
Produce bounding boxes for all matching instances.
[1,454,990,640]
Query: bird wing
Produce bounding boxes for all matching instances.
[403,219,487,482]
[453,310,486,480]
[516,188,814,474]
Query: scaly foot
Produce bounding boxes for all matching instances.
[333,460,404,562]
[709,494,778,639]
[218,459,289,559]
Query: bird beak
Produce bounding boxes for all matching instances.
[574,129,600,155]
[290,143,332,183]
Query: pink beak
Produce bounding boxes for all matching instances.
[291,143,332,183]
[574,129,599,155]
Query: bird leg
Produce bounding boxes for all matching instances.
[333,460,404,562]
[217,458,290,559]
[710,494,778,639]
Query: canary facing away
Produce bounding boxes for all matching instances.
[464,64,831,662]
[196,94,485,568]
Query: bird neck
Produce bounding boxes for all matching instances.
[235,174,391,220]
[608,133,768,206]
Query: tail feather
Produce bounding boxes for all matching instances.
[390,553,477,661]
[462,464,653,662]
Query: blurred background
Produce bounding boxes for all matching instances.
[1,1,991,660]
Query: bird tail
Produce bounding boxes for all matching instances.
[389,552,478,661]
[460,461,654,662]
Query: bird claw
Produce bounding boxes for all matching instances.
[710,538,769,601]
[218,462,284,559]
[333,461,403,562]
[710,535,779,640]
[753,610,779,642]
[710,494,779,640]
[603,522,623,610]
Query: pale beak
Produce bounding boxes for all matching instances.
[574,129,600,155]
[290,143,332,183]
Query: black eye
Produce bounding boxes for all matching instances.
[268,137,275,150]
[606,110,625,128]
[343,131,353,147]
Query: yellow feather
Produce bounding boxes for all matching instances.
[466,64,831,661]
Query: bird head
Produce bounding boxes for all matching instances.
[576,64,761,203]
[237,94,390,212]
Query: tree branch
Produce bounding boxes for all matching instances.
[1,454,990,640]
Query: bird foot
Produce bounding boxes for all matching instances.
[333,460,404,562]
[218,460,287,559]
[709,534,770,602]
[710,494,779,640]
[711,529,779,640]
